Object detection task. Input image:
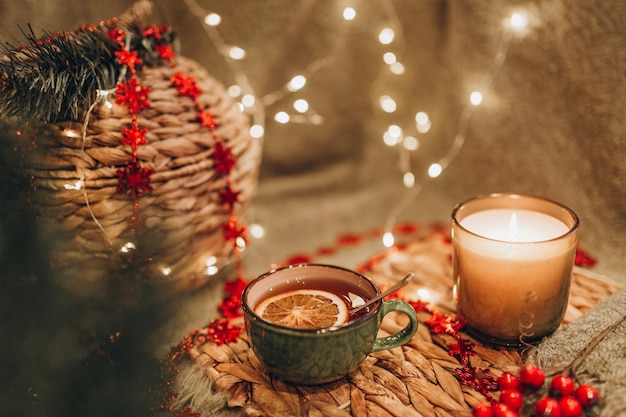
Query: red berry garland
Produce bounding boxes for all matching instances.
[474,364,601,417]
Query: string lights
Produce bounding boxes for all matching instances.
[182,1,533,253]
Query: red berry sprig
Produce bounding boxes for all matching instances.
[472,363,601,417]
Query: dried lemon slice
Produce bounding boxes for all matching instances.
[254,289,349,329]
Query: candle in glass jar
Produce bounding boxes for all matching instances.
[452,194,579,346]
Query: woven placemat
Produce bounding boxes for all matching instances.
[185,232,621,417]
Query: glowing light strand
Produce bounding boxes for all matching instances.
[382,9,523,239]
[182,0,338,129]
[182,2,530,256]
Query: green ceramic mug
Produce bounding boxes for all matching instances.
[241,263,418,385]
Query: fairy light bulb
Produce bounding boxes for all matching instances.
[343,7,356,21]
[383,52,396,65]
[228,46,246,60]
[427,163,443,178]
[378,28,395,45]
[274,111,290,124]
[249,124,264,139]
[389,62,405,75]
[120,242,136,254]
[403,172,415,188]
[235,236,247,250]
[241,94,255,108]
[380,95,397,113]
[205,256,219,275]
[415,111,431,133]
[403,135,419,151]
[204,13,222,27]
[63,129,80,138]
[383,124,402,146]
[249,223,265,239]
[64,180,83,190]
[470,91,483,106]
[288,75,307,92]
[161,266,172,276]
[382,231,395,248]
[509,11,529,32]
[293,99,309,113]
[228,85,242,97]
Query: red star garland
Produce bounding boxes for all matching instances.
[106,23,248,281]
[213,141,236,175]
[116,161,153,198]
[219,184,241,208]
[198,108,218,130]
[155,44,176,63]
[121,123,148,151]
[169,65,246,269]
[110,28,154,229]
[170,71,201,100]
[114,49,142,74]
[115,78,151,114]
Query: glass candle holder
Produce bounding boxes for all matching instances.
[451,193,579,346]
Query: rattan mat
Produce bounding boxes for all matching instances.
[187,232,621,417]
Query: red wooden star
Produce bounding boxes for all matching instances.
[116,161,153,198]
[116,78,151,114]
[170,72,201,99]
[155,44,175,62]
[222,216,247,243]
[448,338,475,364]
[198,109,218,130]
[213,141,236,175]
[114,49,142,73]
[408,299,433,314]
[219,185,240,208]
[425,311,466,335]
[224,277,248,298]
[121,123,148,151]
[455,365,497,396]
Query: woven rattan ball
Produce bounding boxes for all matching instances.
[1,55,261,295]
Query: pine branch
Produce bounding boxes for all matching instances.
[0,19,175,123]
[0,25,120,122]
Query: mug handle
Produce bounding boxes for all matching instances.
[371,299,418,352]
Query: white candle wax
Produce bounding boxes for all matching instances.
[461,209,569,242]
[452,199,579,345]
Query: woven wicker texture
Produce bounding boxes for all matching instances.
[1,55,261,293]
[188,232,621,417]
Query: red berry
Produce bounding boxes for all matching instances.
[559,396,583,417]
[550,375,575,397]
[497,372,521,391]
[519,363,545,389]
[575,384,600,408]
[492,403,519,417]
[500,389,524,412]
[536,397,562,417]
[473,403,494,417]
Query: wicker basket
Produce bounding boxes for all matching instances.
[0,10,261,294]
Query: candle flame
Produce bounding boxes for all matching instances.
[506,212,518,242]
